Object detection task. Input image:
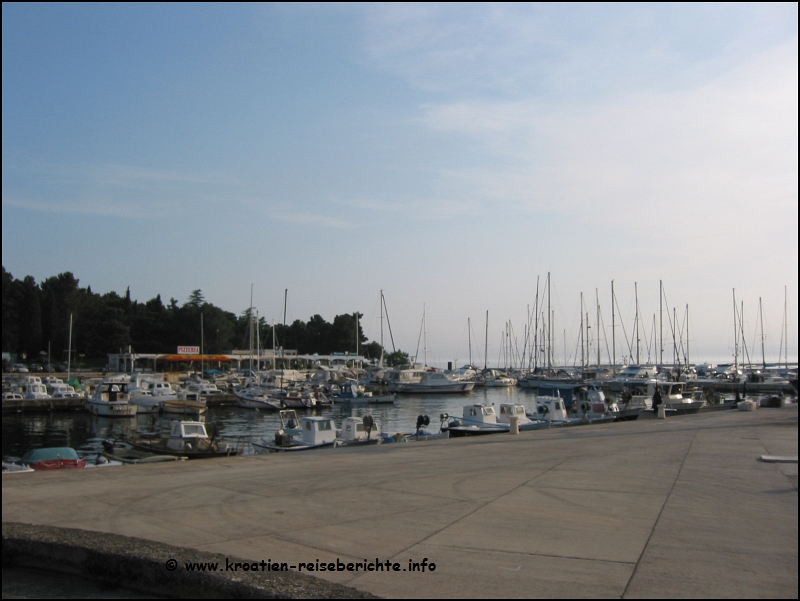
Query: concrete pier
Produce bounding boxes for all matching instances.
[3,405,797,598]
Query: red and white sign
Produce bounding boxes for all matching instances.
[177,346,200,355]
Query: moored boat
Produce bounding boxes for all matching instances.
[440,404,509,436]
[253,415,336,452]
[86,380,138,417]
[126,420,241,458]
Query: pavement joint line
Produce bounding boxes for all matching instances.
[527,485,670,496]
[416,542,639,566]
[381,457,574,564]
[621,430,699,599]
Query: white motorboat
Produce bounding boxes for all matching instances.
[275,386,326,409]
[20,376,51,400]
[253,415,336,452]
[234,386,283,410]
[440,404,509,436]
[126,420,240,458]
[483,370,518,387]
[86,380,137,417]
[184,379,223,396]
[385,367,427,392]
[49,383,84,400]
[335,415,382,446]
[652,382,705,414]
[393,371,475,394]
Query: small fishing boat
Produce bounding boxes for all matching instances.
[335,415,381,447]
[101,440,186,463]
[253,415,336,452]
[126,420,241,458]
[11,447,122,470]
[440,404,509,437]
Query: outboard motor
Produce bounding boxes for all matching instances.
[275,429,291,447]
[415,415,430,437]
[363,415,375,441]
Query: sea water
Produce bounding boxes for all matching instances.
[2,386,543,458]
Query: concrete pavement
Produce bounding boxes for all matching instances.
[3,405,797,598]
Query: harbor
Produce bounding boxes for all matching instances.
[3,403,797,598]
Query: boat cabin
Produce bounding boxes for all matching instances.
[339,416,379,442]
[95,382,131,402]
[531,396,569,421]
[462,404,498,425]
[497,404,533,425]
[22,380,50,399]
[299,416,336,446]
[166,421,209,451]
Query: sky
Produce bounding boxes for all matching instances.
[2,3,797,368]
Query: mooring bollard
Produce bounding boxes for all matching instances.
[738,400,757,411]
[509,415,519,435]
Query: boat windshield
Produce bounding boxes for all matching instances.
[182,424,207,437]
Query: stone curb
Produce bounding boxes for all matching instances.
[2,522,379,599]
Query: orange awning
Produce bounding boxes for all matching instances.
[162,355,232,362]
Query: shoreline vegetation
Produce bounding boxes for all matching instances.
[2,267,409,369]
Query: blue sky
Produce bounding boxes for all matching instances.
[3,3,797,366]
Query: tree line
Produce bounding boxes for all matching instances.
[2,267,409,367]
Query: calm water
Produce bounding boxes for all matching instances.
[2,386,536,459]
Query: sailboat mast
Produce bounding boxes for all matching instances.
[547,272,551,369]
[596,288,601,367]
[659,280,663,366]
[423,304,427,367]
[635,282,640,365]
[533,277,540,371]
[249,284,254,376]
[468,317,472,367]
[67,313,72,382]
[685,304,690,367]
[611,280,616,371]
[580,293,585,369]
[785,286,789,370]
[379,290,384,368]
[484,310,489,370]
[732,289,738,372]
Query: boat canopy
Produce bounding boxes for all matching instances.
[21,448,80,462]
